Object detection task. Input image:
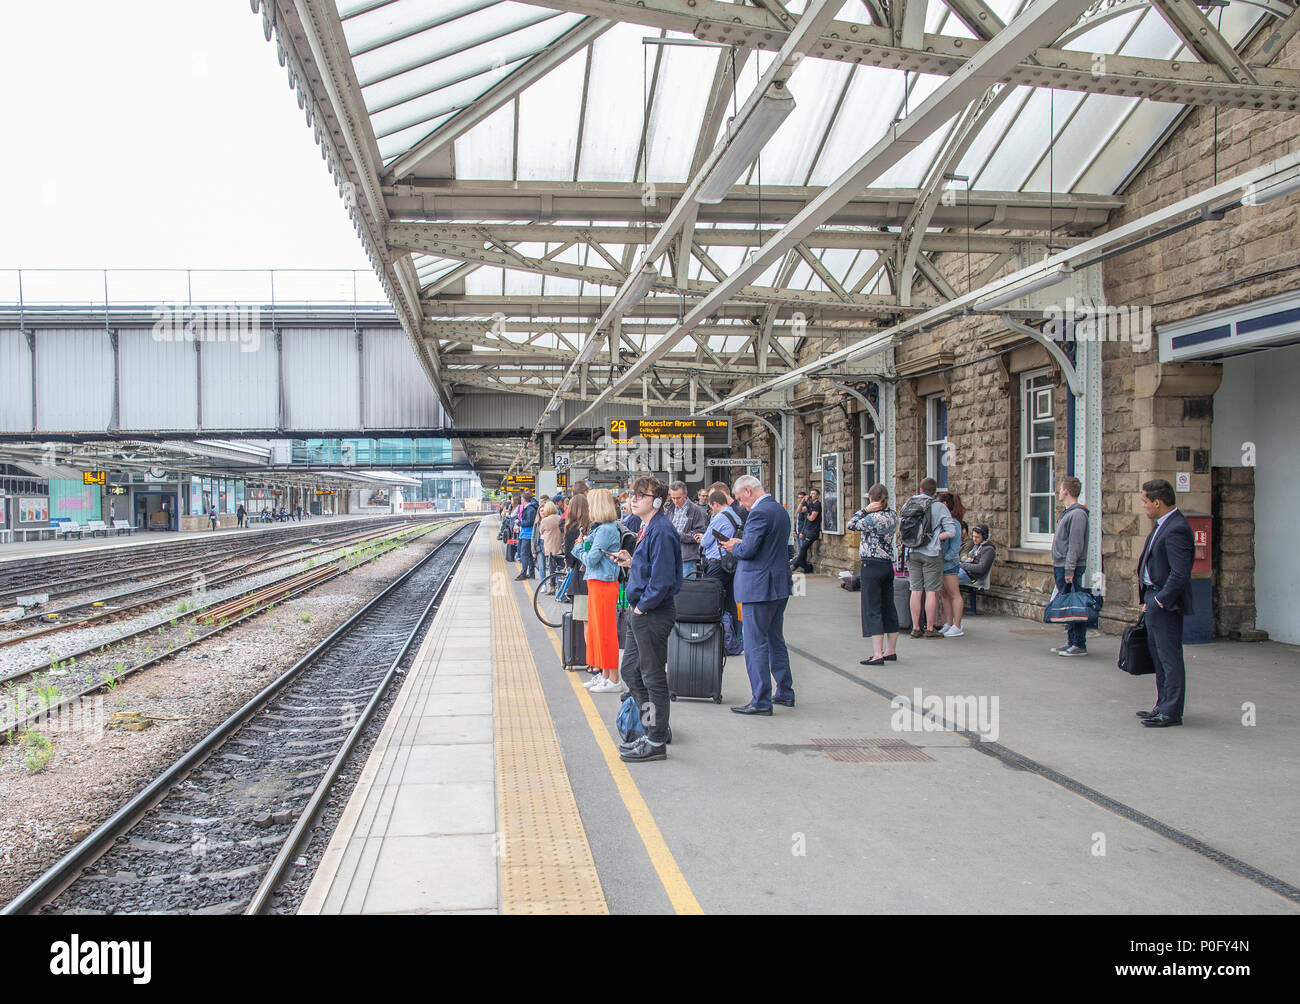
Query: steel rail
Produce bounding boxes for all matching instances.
[244,523,478,913]
[0,519,476,736]
[0,520,480,915]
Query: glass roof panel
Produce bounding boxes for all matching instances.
[807,66,907,187]
[517,46,587,181]
[378,111,457,162]
[576,22,649,182]
[342,1,498,56]
[756,57,855,187]
[453,100,515,180]
[646,43,720,183]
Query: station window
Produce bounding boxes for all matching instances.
[859,417,877,508]
[1021,370,1055,548]
[810,427,822,477]
[926,396,948,490]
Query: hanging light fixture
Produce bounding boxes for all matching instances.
[697,85,796,204]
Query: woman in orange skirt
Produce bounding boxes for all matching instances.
[575,488,623,693]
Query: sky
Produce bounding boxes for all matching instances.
[0,1,377,297]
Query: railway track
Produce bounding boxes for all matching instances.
[0,516,410,607]
[2,520,478,916]
[0,519,433,645]
[0,518,478,737]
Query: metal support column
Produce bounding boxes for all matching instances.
[1074,334,1104,589]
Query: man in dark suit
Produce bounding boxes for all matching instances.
[1135,478,1195,727]
[719,474,794,715]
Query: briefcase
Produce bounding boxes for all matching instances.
[1118,614,1155,676]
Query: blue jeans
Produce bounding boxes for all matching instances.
[518,534,535,577]
[1053,565,1087,649]
[682,560,697,580]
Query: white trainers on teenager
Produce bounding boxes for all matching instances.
[591,678,622,693]
[943,625,964,637]
[582,675,603,688]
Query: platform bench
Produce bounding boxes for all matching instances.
[111,520,137,535]
[85,520,110,537]
[52,519,84,540]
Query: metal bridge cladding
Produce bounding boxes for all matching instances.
[0,302,444,440]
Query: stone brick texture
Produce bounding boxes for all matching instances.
[730,27,1300,635]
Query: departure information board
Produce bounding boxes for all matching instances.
[607,418,729,446]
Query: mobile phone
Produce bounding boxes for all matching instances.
[711,528,729,542]
[602,549,622,558]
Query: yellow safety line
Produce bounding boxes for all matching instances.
[527,585,704,916]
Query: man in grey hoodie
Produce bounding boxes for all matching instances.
[1051,476,1089,656]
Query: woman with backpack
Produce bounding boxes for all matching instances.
[574,489,623,693]
[847,484,900,666]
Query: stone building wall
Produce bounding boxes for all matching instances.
[768,25,1300,635]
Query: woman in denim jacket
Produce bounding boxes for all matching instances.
[574,489,624,692]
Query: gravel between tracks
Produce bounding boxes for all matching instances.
[0,523,465,908]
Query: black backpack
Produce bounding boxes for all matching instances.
[714,511,740,575]
[898,495,936,549]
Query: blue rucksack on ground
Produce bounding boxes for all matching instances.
[721,609,744,656]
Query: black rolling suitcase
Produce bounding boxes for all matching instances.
[667,621,725,703]
[562,612,587,670]
[893,574,913,632]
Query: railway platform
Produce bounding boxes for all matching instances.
[305,519,1300,915]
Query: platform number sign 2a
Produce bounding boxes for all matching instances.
[554,452,570,469]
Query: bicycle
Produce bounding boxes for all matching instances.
[533,564,576,628]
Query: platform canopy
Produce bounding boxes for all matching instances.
[257,0,1300,457]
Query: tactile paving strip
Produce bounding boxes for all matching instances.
[490,548,608,914]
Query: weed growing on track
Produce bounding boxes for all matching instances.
[21,730,53,772]
[300,613,311,624]
[36,683,60,708]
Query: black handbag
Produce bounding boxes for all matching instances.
[1118,613,1156,676]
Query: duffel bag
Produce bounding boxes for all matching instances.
[675,576,725,623]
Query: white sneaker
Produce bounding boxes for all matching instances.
[582,675,602,688]
[591,678,622,693]
[940,624,951,633]
[943,625,964,637]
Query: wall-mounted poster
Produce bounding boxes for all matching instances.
[819,453,841,535]
[19,497,49,524]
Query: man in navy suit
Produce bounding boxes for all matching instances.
[1135,478,1195,727]
[719,474,794,715]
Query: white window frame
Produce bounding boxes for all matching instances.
[859,416,877,509]
[810,426,822,477]
[1020,369,1056,549]
[925,396,948,490]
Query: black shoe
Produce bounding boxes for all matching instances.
[860,657,885,666]
[731,704,772,716]
[884,653,897,661]
[619,737,667,762]
[619,690,632,702]
[1135,709,1158,719]
[772,696,795,707]
[618,726,671,752]
[514,574,527,580]
[1142,714,1182,727]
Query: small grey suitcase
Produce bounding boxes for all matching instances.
[893,575,913,632]
[667,621,725,703]
[562,611,587,670]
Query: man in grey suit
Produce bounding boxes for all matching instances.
[1135,478,1195,728]
[719,475,794,715]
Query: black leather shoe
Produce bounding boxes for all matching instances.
[1142,714,1182,727]
[884,654,897,662]
[731,704,773,716]
[1135,709,1158,719]
[514,574,527,580]
[772,696,795,707]
[860,657,885,666]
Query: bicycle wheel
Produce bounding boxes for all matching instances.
[533,569,570,628]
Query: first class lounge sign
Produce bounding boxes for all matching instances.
[608,418,729,446]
